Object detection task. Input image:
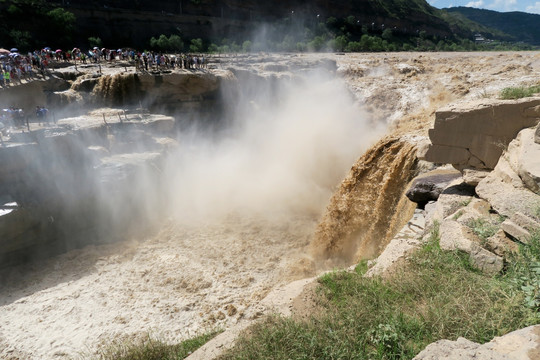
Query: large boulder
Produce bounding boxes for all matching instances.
[414,325,540,360]
[439,219,503,275]
[476,129,540,220]
[505,128,540,193]
[405,168,462,206]
[420,97,540,171]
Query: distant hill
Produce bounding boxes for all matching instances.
[52,0,456,47]
[444,6,540,45]
[1,0,538,50]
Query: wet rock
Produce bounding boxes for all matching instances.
[406,169,462,205]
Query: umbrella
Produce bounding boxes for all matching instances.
[0,48,9,55]
[0,55,6,59]
[44,47,51,50]
[10,48,18,52]
[93,47,99,50]
[55,49,62,53]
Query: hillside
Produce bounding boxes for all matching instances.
[1,1,538,54]
[445,6,540,45]
[2,0,456,49]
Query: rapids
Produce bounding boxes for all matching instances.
[1,51,539,359]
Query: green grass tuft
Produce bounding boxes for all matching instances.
[466,218,499,241]
[92,331,221,360]
[499,85,540,99]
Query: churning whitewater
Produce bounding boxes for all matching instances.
[0,64,383,359]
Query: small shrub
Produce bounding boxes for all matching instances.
[500,85,540,100]
[534,204,540,220]
[507,230,540,310]
[466,218,498,241]
[94,331,221,360]
[452,210,464,220]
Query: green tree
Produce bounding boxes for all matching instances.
[242,40,252,53]
[346,41,362,52]
[88,36,103,49]
[156,34,170,51]
[361,25,369,34]
[326,16,338,32]
[47,8,76,47]
[230,41,241,52]
[9,29,31,50]
[280,35,295,52]
[345,15,356,26]
[308,36,326,51]
[189,38,204,52]
[334,35,348,51]
[360,34,373,50]
[7,4,22,15]
[168,34,184,51]
[382,28,393,41]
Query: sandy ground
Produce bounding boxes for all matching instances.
[0,51,539,359]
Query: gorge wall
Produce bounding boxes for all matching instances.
[54,0,453,47]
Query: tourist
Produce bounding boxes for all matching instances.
[3,70,10,86]
[36,106,49,125]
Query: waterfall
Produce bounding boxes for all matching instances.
[311,136,419,266]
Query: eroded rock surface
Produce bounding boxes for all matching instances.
[422,97,540,171]
[414,325,540,360]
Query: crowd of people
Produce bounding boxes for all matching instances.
[0,46,212,88]
[83,48,209,71]
[0,46,212,141]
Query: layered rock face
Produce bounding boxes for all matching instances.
[396,97,540,359]
[411,97,540,272]
[422,97,540,172]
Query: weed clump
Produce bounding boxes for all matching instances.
[93,331,221,360]
[499,84,540,99]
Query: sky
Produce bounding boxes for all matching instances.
[427,0,540,14]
